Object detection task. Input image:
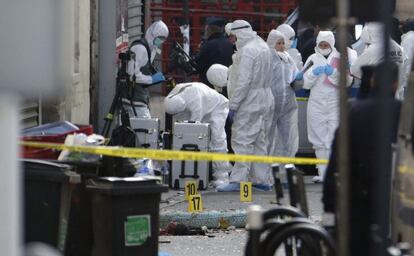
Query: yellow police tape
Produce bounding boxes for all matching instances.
[21,141,328,165]
[296,97,309,102]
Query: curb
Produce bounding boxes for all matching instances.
[160,210,247,229]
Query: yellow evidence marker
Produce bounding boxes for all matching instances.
[240,182,252,202]
[185,180,198,200]
[188,194,203,213]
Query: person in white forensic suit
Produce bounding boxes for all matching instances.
[266,29,301,158]
[206,19,275,192]
[276,24,304,70]
[401,20,414,93]
[303,31,356,183]
[124,20,169,119]
[225,22,237,45]
[164,82,232,187]
[350,22,409,100]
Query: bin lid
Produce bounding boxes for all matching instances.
[22,159,80,183]
[86,176,168,195]
[22,121,79,136]
[49,160,101,178]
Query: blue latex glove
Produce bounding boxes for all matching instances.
[151,72,165,84]
[228,109,236,122]
[291,38,298,49]
[295,72,304,81]
[325,65,334,76]
[312,66,325,76]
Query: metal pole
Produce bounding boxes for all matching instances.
[184,0,189,25]
[183,0,190,82]
[145,0,151,30]
[247,205,263,256]
[371,0,393,254]
[336,0,350,255]
[0,91,22,256]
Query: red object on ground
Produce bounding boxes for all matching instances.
[21,125,93,159]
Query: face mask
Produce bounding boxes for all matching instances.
[318,48,332,56]
[153,37,164,48]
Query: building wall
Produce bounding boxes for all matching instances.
[396,0,414,20]
[69,0,91,125]
[128,0,144,43]
[39,0,91,126]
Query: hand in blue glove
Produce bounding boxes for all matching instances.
[325,65,334,76]
[151,72,166,84]
[312,66,325,76]
[228,109,236,122]
[295,72,304,81]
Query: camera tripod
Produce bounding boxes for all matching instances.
[101,52,137,138]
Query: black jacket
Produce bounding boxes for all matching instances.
[323,97,401,254]
[323,98,401,212]
[195,33,234,95]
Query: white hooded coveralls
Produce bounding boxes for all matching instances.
[350,22,409,99]
[401,30,414,98]
[303,31,355,180]
[126,20,169,118]
[227,20,275,185]
[401,31,414,71]
[276,24,304,70]
[266,30,299,158]
[164,82,232,180]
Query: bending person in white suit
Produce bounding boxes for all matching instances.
[164,82,231,187]
[303,31,356,183]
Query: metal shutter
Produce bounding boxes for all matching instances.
[21,99,41,129]
[128,0,144,43]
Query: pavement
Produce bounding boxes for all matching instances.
[158,177,324,256]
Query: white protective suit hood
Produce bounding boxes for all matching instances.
[360,22,384,45]
[276,24,295,49]
[315,31,335,56]
[231,20,257,49]
[266,30,289,62]
[164,94,186,115]
[225,22,233,36]
[206,64,228,88]
[145,20,169,54]
[267,29,285,49]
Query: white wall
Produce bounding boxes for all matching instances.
[69,0,91,124]
[56,0,91,125]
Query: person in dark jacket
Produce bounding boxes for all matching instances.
[195,17,236,153]
[297,25,319,63]
[195,17,235,98]
[322,62,401,255]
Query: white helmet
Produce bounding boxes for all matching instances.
[315,31,335,56]
[360,22,384,45]
[145,20,169,51]
[276,24,295,49]
[207,64,229,88]
[266,29,286,49]
[231,20,256,49]
[316,31,335,48]
[164,95,186,115]
[225,22,233,36]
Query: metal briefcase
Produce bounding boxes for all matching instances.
[171,121,210,190]
[129,118,160,149]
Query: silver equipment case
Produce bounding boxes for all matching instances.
[130,118,160,149]
[171,121,210,190]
